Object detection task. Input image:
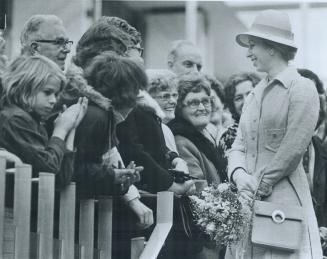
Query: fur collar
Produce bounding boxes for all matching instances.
[64,63,165,117]
[64,62,112,111]
[168,115,227,181]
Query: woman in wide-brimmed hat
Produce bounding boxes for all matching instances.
[226,9,323,259]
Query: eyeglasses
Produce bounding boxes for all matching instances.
[35,39,73,49]
[183,97,212,109]
[126,45,144,56]
[155,93,178,101]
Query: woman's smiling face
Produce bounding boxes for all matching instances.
[153,87,178,123]
[246,37,271,73]
[181,89,212,130]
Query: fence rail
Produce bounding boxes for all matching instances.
[0,156,174,259]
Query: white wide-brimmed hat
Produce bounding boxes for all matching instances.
[236,9,297,50]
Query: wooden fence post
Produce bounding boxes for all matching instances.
[131,236,145,259]
[139,191,174,259]
[79,199,95,259]
[97,198,113,259]
[59,183,76,259]
[0,157,6,257]
[14,164,32,259]
[37,173,55,259]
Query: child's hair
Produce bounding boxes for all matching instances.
[1,54,66,111]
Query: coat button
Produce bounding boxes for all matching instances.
[252,137,255,140]
[273,134,277,138]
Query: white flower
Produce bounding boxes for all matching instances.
[190,182,245,247]
[206,222,216,233]
[217,183,229,192]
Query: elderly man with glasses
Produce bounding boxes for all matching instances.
[20,14,72,70]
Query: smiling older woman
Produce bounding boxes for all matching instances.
[146,69,179,152]
[168,73,227,184]
[168,73,227,259]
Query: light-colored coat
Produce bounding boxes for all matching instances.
[175,135,221,184]
[226,67,323,259]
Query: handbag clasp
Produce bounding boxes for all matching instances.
[271,210,285,224]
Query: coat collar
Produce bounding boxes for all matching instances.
[65,63,112,111]
[268,66,299,89]
[251,66,298,105]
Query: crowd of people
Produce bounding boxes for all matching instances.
[0,8,326,259]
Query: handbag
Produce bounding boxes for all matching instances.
[251,176,304,252]
[176,196,205,252]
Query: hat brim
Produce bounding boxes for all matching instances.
[236,32,297,50]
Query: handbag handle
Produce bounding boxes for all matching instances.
[252,172,265,200]
[252,173,302,206]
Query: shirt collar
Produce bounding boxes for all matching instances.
[112,107,134,125]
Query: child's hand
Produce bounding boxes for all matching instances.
[0,148,23,166]
[73,97,88,128]
[54,97,88,133]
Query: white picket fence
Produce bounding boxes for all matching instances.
[0,156,174,259]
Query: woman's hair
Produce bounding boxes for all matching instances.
[297,68,324,94]
[297,68,326,129]
[84,51,147,109]
[224,72,261,121]
[74,16,141,69]
[251,36,297,62]
[2,54,66,111]
[175,72,211,117]
[203,74,225,104]
[146,69,178,96]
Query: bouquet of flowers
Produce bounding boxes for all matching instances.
[190,182,247,247]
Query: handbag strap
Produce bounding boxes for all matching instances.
[179,200,192,238]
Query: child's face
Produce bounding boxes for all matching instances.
[32,77,61,118]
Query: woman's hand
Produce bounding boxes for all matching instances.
[257,180,273,197]
[168,180,195,196]
[320,227,327,250]
[233,168,257,193]
[128,198,154,229]
[126,161,143,183]
[172,157,190,175]
[113,168,137,184]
